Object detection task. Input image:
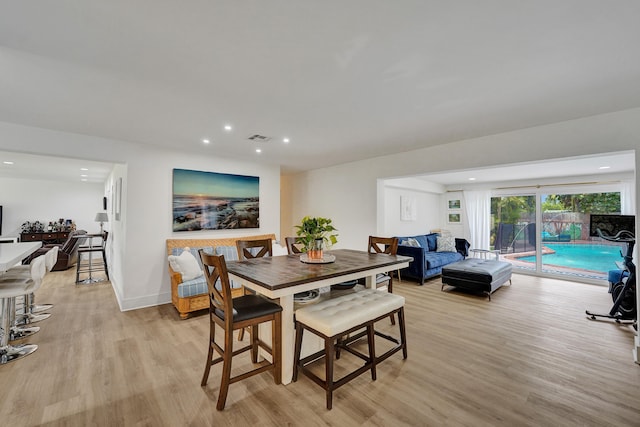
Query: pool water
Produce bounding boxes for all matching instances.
[518,243,625,273]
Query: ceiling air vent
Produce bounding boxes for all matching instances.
[247,134,272,143]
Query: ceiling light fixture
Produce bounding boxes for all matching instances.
[202,139,210,144]
[80,167,88,171]
[283,137,290,143]
[3,161,14,165]
[256,148,262,153]
[598,166,610,170]
[468,177,476,181]
[81,174,88,177]
[224,124,232,131]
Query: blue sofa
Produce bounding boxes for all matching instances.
[395,233,470,285]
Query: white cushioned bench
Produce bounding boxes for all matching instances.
[293,289,407,409]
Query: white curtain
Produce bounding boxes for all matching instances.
[620,180,636,215]
[463,190,491,249]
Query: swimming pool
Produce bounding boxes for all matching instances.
[517,243,625,273]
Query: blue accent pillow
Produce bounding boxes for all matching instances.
[426,233,439,252]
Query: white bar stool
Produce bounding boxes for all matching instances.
[0,256,46,363]
[3,247,58,324]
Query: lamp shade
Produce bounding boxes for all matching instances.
[95,212,109,223]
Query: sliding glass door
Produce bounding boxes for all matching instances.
[491,190,624,281]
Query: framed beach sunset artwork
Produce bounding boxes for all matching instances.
[172,168,259,231]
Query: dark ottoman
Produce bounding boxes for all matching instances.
[441,258,512,300]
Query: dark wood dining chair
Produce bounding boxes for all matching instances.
[284,236,304,255]
[198,250,282,410]
[368,236,399,324]
[235,238,273,340]
[236,238,273,260]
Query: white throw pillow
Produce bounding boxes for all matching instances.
[272,241,289,256]
[436,236,456,252]
[168,247,202,282]
[405,237,421,247]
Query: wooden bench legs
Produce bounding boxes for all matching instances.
[293,306,407,410]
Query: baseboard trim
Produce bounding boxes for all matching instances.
[110,283,171,312]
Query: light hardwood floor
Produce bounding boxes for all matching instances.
[1,269,638,426]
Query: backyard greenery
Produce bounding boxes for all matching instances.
[491,192,621,250]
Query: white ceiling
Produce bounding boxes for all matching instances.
[1,1,640,176]
[0,150,112,184]
[415,152,636,186]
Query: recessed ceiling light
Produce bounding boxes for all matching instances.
[81,178,88,182]
[3,161,14,165]
[81,174,88,177]
[283,137,290,143]
[598,166,610,170]
[202,139,210,144]
[224,124,232,131]
[80,167,88,171]
[255,148,262,153]
[468,177,476,181]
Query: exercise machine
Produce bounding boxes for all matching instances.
[586,228,637,330]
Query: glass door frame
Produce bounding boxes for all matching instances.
[492,182,624,284]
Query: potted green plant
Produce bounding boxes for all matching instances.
[294,216,338,259]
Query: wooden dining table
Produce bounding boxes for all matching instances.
[0,241,42,273]
[225,248,412,384]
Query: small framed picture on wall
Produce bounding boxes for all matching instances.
[400,196,417,221]
[448,199,461,210]
[448,212,461,223]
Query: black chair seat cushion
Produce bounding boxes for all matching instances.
[215,294,282,322]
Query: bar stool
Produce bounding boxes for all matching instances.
[4,247,58,324]
[198,250,282,410]
[0,256,46,363]
[76,232,109,284]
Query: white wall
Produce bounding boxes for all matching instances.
[383,184,442,237]
[0,176,104,237]
[0,121,281,312]
[118,144,281,310]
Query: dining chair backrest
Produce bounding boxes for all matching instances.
[284,237,304,255]
[236,238,273,260]
[368,236,399,256]
[198,250,233,324]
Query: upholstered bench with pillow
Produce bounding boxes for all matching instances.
[441,258,512,300]
[166,234,276,319]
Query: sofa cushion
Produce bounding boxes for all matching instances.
[400,237,421,247]
[425,233,439,251]
[436,236,456,252]
[215,245,238,260]
[177,275,208,298]
[399,235,428,249]
[424,251,463,269]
